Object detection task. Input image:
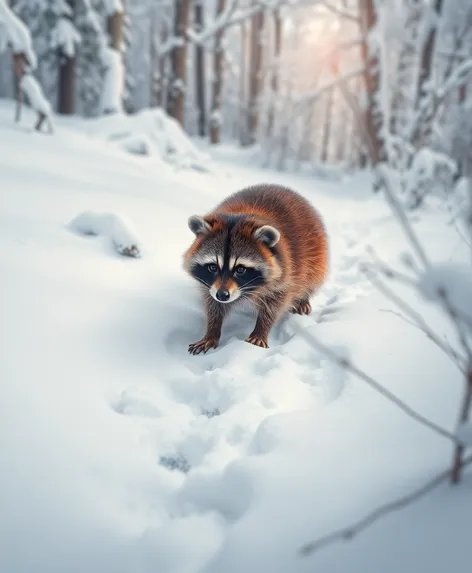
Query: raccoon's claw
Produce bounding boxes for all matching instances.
[246,335,269,349]
[188,337,219,355]
[290,300,312,315]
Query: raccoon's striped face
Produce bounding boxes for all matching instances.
[185,214,281,304]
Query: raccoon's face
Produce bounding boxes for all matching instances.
[184,213,281,304]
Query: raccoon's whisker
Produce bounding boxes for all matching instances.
[194,276,211,288]
[241,277,261,289]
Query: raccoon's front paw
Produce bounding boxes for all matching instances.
[290,299,312,315]
[188,336,219,355]
[245,335,269,349]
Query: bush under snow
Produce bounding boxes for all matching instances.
[83,108,212,171]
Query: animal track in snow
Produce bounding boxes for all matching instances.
[111,212,375,521]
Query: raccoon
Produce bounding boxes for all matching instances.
[183,183,329,355]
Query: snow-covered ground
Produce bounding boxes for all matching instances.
[1,100,470,573]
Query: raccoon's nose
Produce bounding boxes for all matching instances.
[216,289,230,302]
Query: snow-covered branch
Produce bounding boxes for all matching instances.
[0,0,36,67]
[293,65,365,109]
[317,0,359,22]
[188,0,291,45]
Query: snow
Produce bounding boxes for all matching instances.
[50,17,81,58]
[19,74,52,116]
[69,211,142,258]
[0,0,37,68]
[104,0,124,16]
[99,45,124,115]
[77,107,211,171]
[0,99,471,573]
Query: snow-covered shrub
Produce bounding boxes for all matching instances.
[84,107,211,171]
[404,147,458,210]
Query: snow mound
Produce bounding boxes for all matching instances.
[85,108,212,172]
[68,211,142,258]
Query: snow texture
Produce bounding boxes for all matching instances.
[0,100,471,573]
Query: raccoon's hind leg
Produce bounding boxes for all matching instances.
[246,292,287,349]
[189,295,228,355]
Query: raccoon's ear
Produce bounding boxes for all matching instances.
[254,225,280,247]
[188,215,213,236]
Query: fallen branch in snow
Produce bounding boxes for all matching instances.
[299,452,472,557]
[68,211,142,258]
[290,324,460,445]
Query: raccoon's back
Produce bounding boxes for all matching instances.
[214,184,329,289]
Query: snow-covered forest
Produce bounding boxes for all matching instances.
[1,0,470,176]
[1,1,472,573]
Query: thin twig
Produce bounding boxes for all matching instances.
[299,453,472,556]
[291,323,461,443]
[451,367,472,483]
[362,269,466,369]
[376,165,431,269]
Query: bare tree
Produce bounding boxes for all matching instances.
[320,87,334,163]
[390,0,423,139]
[58,0,76,115]
[167,0,191,126]
[239,19,249,145]
[210,0,226,144]
[358,0,387,170]
[194,0,206,136]
[246,8,264,145]
[410,0,445,148]
[266,7,282,137]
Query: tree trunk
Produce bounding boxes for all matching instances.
[390,0,422,138]
[101,7,124,114]
[246,10,264,144]
[266,8,282,138]
[411,0,444,147]
[12,52,27,122]
[151,13,170,108]
[210,0,226,144]
[239,20,249,145]
[167,0,191,127]
[359,0,386,168]
[58,50,76,115]
[320,88,334,163]
[58,1,76,115]
[107,10,124,50]
[194,1,207,137]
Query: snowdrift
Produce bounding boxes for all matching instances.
[81,107,212,172]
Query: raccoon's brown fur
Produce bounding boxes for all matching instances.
[183,183,329,354]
